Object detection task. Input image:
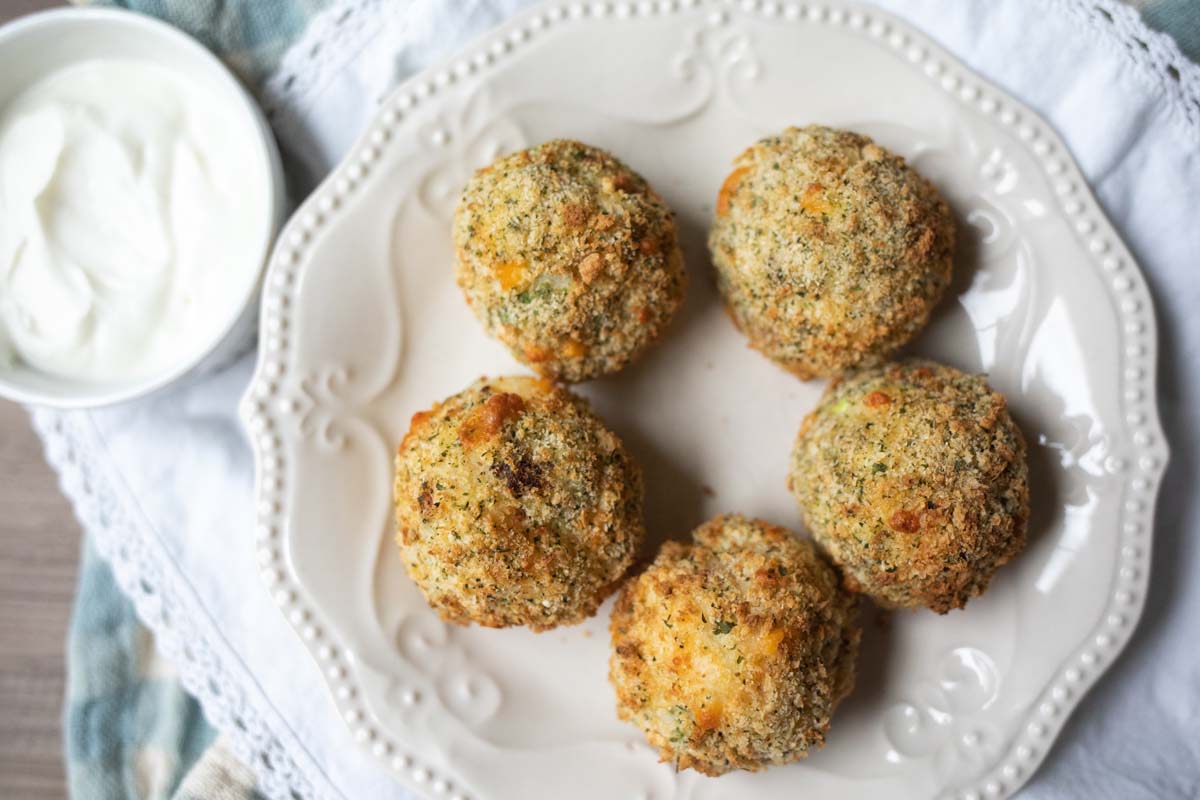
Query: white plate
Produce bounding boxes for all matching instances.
[240,2,1168,799]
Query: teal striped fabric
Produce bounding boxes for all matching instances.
[1143,0,1200,62]
[67,543,216,799]
[80,0,331,85]
[60,1,1198,798]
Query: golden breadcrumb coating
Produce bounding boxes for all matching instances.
[454,139,686,382]
[708,125,955,379]
[789,359,1029,613]
[609,514,860,776]
[394,376,643,630]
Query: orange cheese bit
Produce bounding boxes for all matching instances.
[716,166,750,217]
[799,182,833,216]
[494,259,529,292]
[458,392,526,448]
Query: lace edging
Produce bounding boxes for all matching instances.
[1055,0,1200,141]
[261,0,386,121]
[261,0,1200,144]
[30,409,336,800]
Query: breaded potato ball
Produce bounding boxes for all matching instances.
[454,140,686,382]
[609,514,860,776]
[394,376,643,630]
[708,125,955,379]
[789,360,1029,613]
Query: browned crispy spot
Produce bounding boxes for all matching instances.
[694,704,723,732]
[490,453,543,498]
[716,166,750,217]
[887,509,921,533]
[459,392,526,448]
[399,408,437,452]
[614,641,641,660]
[797,412,816,438]
[437,595,469,624]
[912,226,937,259]
[612,171,640,193]
[562,202,588,227]
[978,393,1006,431]
[864,391,891,408]
[578,252,604,283]
[523,343,554,363]
[417,481,435,514]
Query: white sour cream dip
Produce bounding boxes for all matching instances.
[0,59,267,382]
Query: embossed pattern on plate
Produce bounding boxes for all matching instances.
[240,2,1168,799]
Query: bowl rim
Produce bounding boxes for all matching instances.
[0,6,285,409]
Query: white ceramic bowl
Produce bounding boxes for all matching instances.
[0,8,285,408]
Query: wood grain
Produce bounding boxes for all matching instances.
[0,5,74,799]
[0,402,77,800]
[1,0,59,21]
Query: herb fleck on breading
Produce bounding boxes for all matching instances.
[708,126,955,379]
[454,140,686,382]
[394,376,644,631]
[789,359,1030,613]
[609,514,861,776]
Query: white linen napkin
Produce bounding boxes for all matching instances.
[34,1,1200,798]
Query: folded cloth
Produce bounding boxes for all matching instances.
[53,1,1200,799]
[62,2,330,798]
[77,0,332,85]
[68,543,257,799]
[66,541,215,799]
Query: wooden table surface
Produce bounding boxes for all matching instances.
[1,4,75,798]
[0,400,76,800]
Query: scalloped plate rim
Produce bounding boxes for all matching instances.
[239,2,1170,799]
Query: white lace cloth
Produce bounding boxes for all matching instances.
[32,1,1200,798]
